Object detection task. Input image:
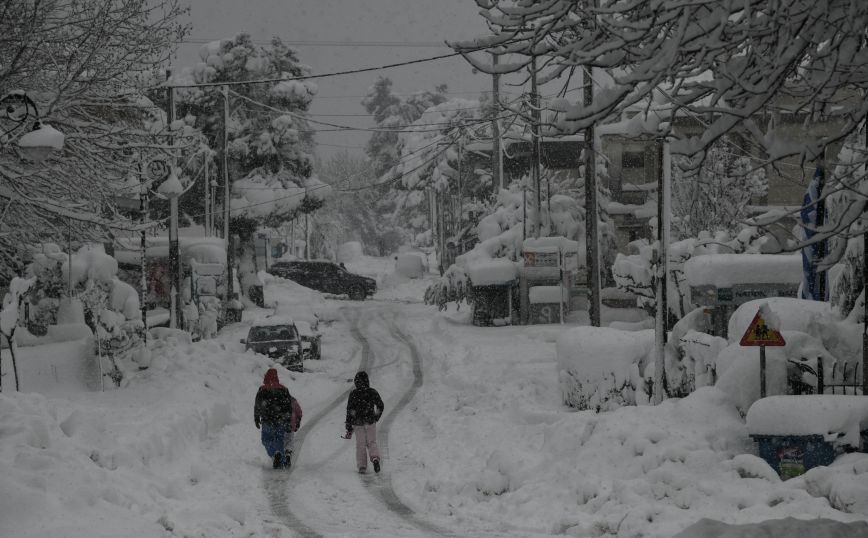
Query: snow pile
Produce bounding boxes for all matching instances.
[397,311,868,537]
[715,331,838,414]
[747,396,868,447]
[556,326,653,410]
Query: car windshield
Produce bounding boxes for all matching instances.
[248,325,296,342]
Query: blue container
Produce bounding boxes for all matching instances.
[750,434,839,479]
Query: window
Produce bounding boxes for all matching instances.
[622,151,645,169]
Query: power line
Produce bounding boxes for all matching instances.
[160,51,464,90]
[231,89,517,133]
[180,38,447,48]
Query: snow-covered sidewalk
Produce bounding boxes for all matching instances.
[391,306,868,537]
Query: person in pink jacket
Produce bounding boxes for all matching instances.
[254,368,303,468]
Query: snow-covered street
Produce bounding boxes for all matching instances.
[2,268,867,538]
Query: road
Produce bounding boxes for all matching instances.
[259,303,459,537]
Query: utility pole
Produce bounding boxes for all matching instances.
[223,85,234,307]
[457,131,463,234]
[863,114,868,396]
[305,212,310,259]
[530,56,542,238]
[203,154,210,235]
[585,65,601,327]
[491,53,503,194]
[166,71,183,330]
[139,156,149,342]
[653,137,670,405]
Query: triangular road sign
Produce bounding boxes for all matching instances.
[739,310,786,347]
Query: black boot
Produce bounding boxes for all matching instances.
[273,452,282,469]
[373,459,380,473]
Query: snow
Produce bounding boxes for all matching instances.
[1,263,867,537]
[685,254,802,287]
[747,396,868,446]
[394,253,425,279]
[156,168,184,197]
[17,123,65,149]
[557,326,653,409]
[466,258,519,286]
[529,285,568,304]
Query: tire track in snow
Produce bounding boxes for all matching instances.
[260,308,374,537]
[351,307,456,537]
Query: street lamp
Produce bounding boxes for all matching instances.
[0,90,65,162]
[157,166,184,330]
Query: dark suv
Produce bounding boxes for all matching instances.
[270,261,376,300]
[241,321,303,372]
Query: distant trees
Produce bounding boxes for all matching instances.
[171,34,330,281]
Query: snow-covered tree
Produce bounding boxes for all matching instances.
[0,0,191,282]
[454,1,868,266]
[362,77,448,177]
[171,34,331,287]
[672,140,767,240]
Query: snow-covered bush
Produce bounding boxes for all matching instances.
[556,326,654,411]
[612,227,781,320]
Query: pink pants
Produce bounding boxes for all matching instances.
[354,423,380,469]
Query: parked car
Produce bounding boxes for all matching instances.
[294,320,321,360]
[270,260,377,300]
[241,319,303,372]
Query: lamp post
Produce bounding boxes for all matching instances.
[157,167,184,329]
[0,90,65,161]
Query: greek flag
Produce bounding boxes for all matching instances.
[800,165,828,301]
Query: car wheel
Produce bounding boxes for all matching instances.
[350,286,366,301]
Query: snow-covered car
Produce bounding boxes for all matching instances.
[241,319,303,372]
[294,320,321,360]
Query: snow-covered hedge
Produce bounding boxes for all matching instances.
[556,327,653,410]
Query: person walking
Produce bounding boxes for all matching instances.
[343,371,384,473]
[255,368,302,469]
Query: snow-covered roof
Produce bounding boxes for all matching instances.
[747,395,868,447]
[684,254,802,287]
[466,258,519,286]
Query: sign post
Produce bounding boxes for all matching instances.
[739,308,786,398]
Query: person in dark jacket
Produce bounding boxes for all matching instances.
[255,368,302,469]
[343,371,384,473]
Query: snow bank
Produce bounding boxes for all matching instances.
[747,396,868,447]
[685,254,802,287]
[556,327,653,410]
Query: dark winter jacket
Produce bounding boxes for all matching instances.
[345,371,384,431]
[255,369,302,431]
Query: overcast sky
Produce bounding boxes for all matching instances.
[172,0,507,161]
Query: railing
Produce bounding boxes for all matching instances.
[790,357,863,396]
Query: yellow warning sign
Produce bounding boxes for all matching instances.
[739,310,786,347]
